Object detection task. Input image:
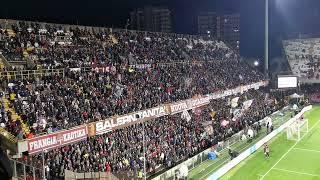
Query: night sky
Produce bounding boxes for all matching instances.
[1,0,320,62]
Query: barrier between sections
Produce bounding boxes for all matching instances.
[207,105,312,180]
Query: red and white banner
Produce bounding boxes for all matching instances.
[91,63,116,73]
[94,105,169,135]
[169,96,210,114]
[27,125,87,154]
[170,102,188,114]
[186,97,210,109]
[129,64,152,69]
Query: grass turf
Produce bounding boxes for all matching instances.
[188,108,293,180]
[188,106,320,180]
[220,105,320,180]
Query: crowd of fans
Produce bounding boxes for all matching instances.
[283,38,320,80]
[19,88,288,179]
[0,21,236,69]
[0,20,277,179]
[0,20,265,138]
[0,59,263,137]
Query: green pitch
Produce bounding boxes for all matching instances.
[189,106,320,180]
[221,105,320,180]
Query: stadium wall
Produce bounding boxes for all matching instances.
[206,105,312,180]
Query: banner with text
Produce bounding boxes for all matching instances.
[27,125,87,154]
[169,96,210,114]
[90,105,169,135]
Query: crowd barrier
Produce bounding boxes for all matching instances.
[14,80,268,155]
[0,68,65,79]
[64,170,118,180]
[11,159,44,180]
[207,105,312,180]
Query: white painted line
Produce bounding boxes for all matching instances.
[293,147,320,153]
[260,119,320,180]
[273,168,320,177]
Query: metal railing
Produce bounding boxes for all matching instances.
[0,68,65,80]
[64,170,119,180]
[0,128,18,154]
[11,159,44,180]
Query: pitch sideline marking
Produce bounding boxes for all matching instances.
[273,168,320,177]
[260,119,320,179]
[293,147,320,153]
[197,112,291,180]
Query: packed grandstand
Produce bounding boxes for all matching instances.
[283,38,320,82]
[0,19,312,179]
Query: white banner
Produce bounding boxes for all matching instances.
[231,97,239,108]
[95,106,168,135]
[243,99,253,110]
[181,110,191,122]
[170,102,188,114]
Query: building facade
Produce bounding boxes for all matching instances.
[198,12,240,51]
[197,12,217,37]
[130,7,172,33]
[217,14,240,51]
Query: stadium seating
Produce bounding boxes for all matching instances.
[283,38,320,81]
[17,88,289,179]
[0,19,274,179]
[0,20,265,138]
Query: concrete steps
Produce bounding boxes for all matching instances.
[2,96,30,135]
[6,29,16,37]
[0,61,4,70]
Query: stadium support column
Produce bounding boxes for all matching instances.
[42,149,46,180]
[265,0,269,75]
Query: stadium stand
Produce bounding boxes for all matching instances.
[0,19,264,137]
[0,19,275,179]
[283,38,320,82]
[19,88,288,179]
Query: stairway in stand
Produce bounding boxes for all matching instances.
[0,61,4,70]
[1,95,30,135]
[0,55,6,70]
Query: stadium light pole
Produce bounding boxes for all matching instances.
[143,123,146,180]
[265,0,269,75]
